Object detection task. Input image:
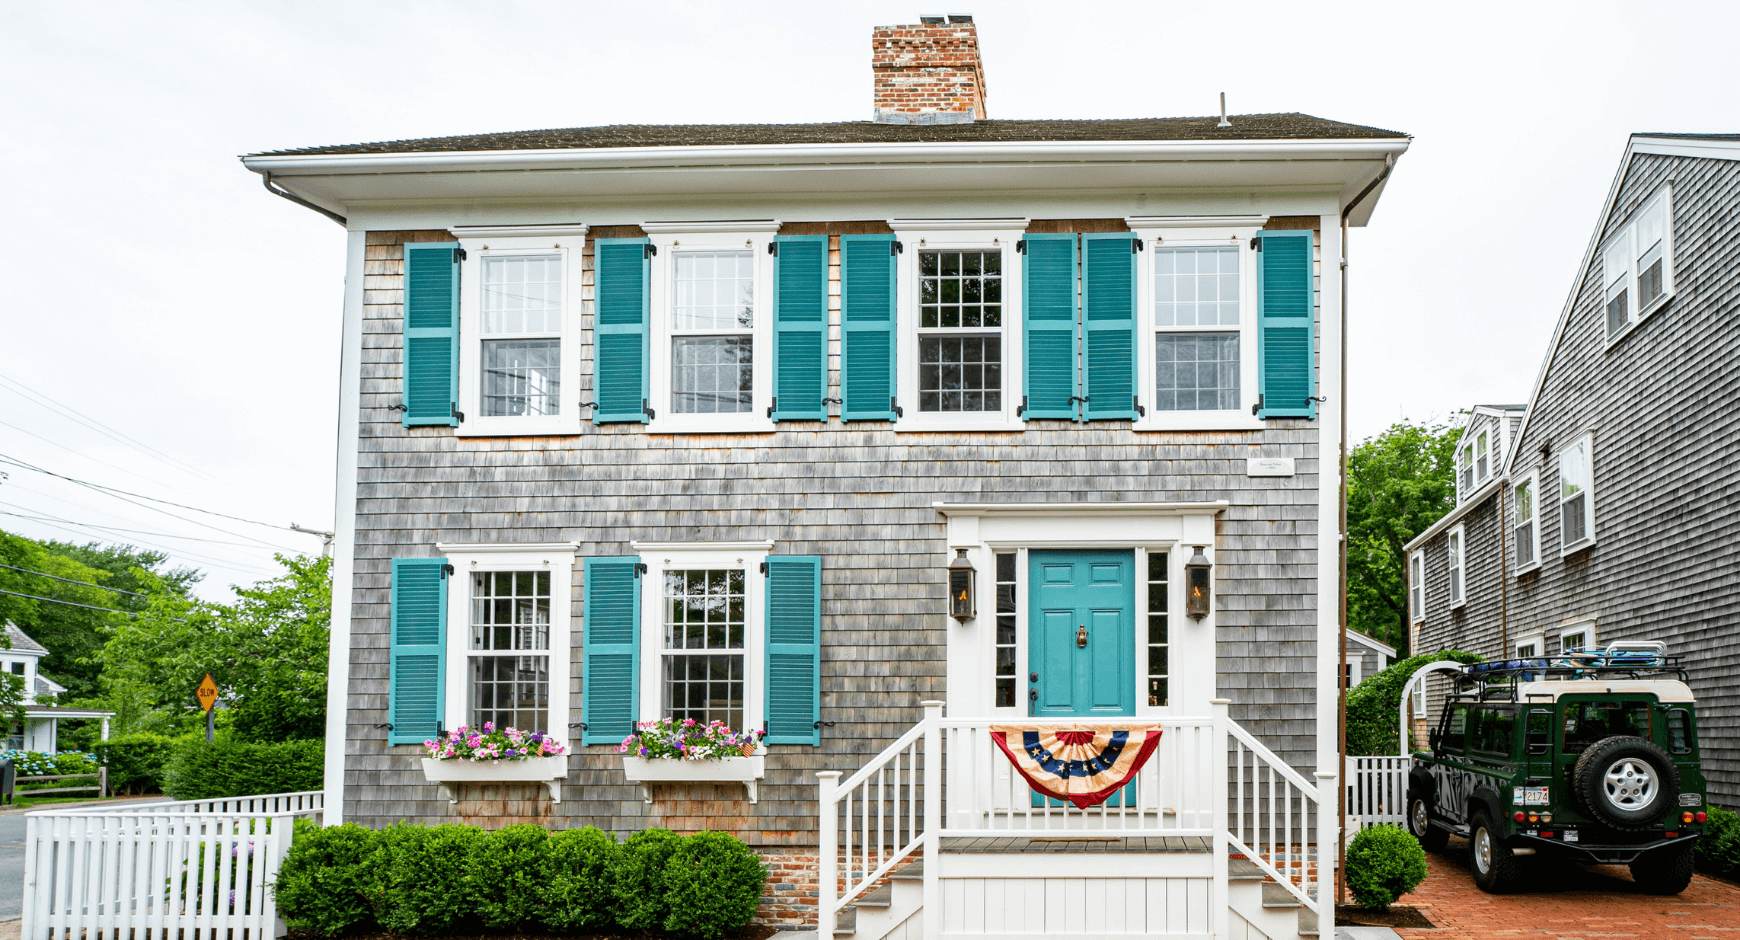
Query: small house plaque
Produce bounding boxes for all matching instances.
[1246,457,1296,477]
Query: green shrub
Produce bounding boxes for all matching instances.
[544,826,619,932]
[1345,824,1428,910]
[273,820,380,936]
[465,824,551,930]
[374,824,483,935]
[611,828,684,931]
[1696,805,1740,876]
[1346,650,1482,756]
[162,738,322,799]
[92,733,175,794]
[660,831,767,938]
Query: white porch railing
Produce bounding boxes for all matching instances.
[1346,756,1410,827]
[21,790,325,940]
[818,702,1329,939]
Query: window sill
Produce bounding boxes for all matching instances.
[1136,411,1265,432]
[457,419,583,438]
[1513,561,1541,578]
[1560,538,1596,558]
[1449,599,1466,611]
[622,754,765,803]
[1605,294,1673,350]
[649,417,776,435]
[420,755,566,803]
[895,416,1024,433]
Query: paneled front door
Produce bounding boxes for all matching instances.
[1029,549,1136,718]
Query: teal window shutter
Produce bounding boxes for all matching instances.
[1255,230,1316,419]
[388,557,447,745]
[764,555,822,745]
[771,235,829,421]
[1082,233,1139,420]
[593,238,651,424]
[1021,233,1079,419]
[402,242,461,427]
[839,234,898,421]
[582,556,641,745]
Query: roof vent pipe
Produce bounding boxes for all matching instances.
[1218,93,1232,129]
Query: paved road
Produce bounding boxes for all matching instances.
[0,812,27,920]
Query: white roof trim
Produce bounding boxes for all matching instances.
[1345,627,1397,658]
[640,220,781,234]
[449,224,589,238]
[630,540,775,552]
[888,218,1028,231]
[1125,215,1269,228]
[1632,136,1740,161]
[435,542,579,553]
[1405,475,1505,551]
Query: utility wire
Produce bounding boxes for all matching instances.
[0,588,135,617]
[0,563,149,597]
[0,418,185,494]
[0,373,229,488]
[0,511,280,579]
[0,503,295,550]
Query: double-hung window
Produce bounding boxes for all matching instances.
[1512,472,1540,573]
[636,544,770,733]
[1558,432,1595,553]
[1457,441,1474,498]
[894,223,1024,430]
[1409,552,1424,621]
[1474,429,1490,483]
[1447,525,1466,608]
[1601,184,1674,341]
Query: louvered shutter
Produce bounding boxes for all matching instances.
[582,557,641,745]
[1021,233,1079,420]
[771,235,830,421]
[1082,233,1139,420]
[388,557,447,745]
[1256,230,1316,418]
[764,555,822,745]
[593,238,651,424]
[839,234,898,421]
[402,242,461,427]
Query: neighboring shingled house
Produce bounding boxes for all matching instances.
[2,623,112,752]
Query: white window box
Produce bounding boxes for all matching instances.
[621,755,765,804]
[420,756,567,804]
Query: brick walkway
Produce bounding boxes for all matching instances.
[1388,835,1740,939]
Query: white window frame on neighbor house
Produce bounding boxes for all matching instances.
[1128,217,1266,432]
[1409,551,1424,622]
[1601,183,1675,344]
[435,542,577,738]
[632,541,771,736]
[1447,525,1466,609]
[1512,470,1541,575]
[892,221,1027,432]
[643,223,781,434]
[1558,431,1597,556]
[1559,618,1597,654]
[452,226,588,437]
[1456,440,1473,500]
[1514,634,1543,659]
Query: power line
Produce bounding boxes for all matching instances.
[0,588,134,618]
[0,373,230,488]
[0,563,149,598]
[0,511,280,579]
[0,418,186,494]
[0,502,294,550]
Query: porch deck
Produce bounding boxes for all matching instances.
[940,835,1212,853]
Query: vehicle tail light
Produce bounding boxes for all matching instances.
[1667,832,1679,838]
[1683,812,1695,824]
[1514,811,1526,823]
[1697,812,1708,823]
[1542,831,1554,838]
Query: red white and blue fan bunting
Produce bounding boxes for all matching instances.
[989,725,1164,809]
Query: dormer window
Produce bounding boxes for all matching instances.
[1475,430,1490,483]
[1457,440,1473,497]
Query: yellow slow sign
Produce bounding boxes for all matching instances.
[196,673,219,713]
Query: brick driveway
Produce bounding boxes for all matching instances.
[1386,835,1740,938]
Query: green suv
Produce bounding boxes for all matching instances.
[1406,645,1708,894]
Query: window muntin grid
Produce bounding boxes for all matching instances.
[672,251,754,414]
[469,571,551,732]
[1147,551,1169,707]
[1448,528,1465,604]
[480,254,564,418]
[662,569,746,728]
[1559,435,1593,547]
[994,552,1017,709]
[918,251,1003,413]
[1513,477,1536,568]
[483,341,560,417]
[1155,333,1239,411]
[482,255,563,334]
[673,252,754,331]
[1154,247,1239,327]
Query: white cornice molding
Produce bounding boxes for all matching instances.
[1632,136,1740,161]
[640,220,781,234]
[630,540,776,552]
[435,542,579,554]
[888,218,1029,231]
[1125,215,1269,228]
[449,223,589,238]
[934,501,1229,518]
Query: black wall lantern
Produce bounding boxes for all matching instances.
[1185,545,1212,620]
[948,549,976,622]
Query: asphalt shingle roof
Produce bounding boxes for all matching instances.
[5,623,47,655]
[259,113,1408,157]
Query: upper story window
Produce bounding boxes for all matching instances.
[1512,472,1539,573]
[1153,246,1240,412]
[1447,525,1466,608]
[1409,552,1424,622]
[480,255,564,418]
[671,251,755,415]
[1474,429,1491,482]
[1457,439,1474,497]
[893,224,1024,431]
[1558,432,1595,553]
[918,250,1004,413]
[1601,184,1674,341]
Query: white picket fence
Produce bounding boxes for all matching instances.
[1345,756,1409,827]
[21,791,325,940]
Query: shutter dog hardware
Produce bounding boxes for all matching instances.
[643,244,657,259]
[813,720,836,729]
[1134,396,1145,417]
[440,564,455,578]
[891,397,903,418]
[767,242,778,256]
[1251,393,1264,416]
[450,404,465,422]
[389,402,409,412]
[891,241,903,255]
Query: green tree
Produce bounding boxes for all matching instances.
[0,529,135,718]
[1346,419,1462,654]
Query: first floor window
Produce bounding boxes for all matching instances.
[1515,639,1538,658]
[1147,551,1169,707]
[662,568,746,728]
[1155,333,1238,411]
[994,553,1017,708]
[469,570,551,733]
[1447,526,1465,606]
[1559,433,1594,549]
[480,253,564,417]
[672,251,755,414]
[1513,475,1537,568]
[919,250,1003,412]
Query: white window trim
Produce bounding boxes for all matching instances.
[435,542,577,741]
[1456,438,1474,501]
[1602,183,1676,346]
[453,231,587,437]
[1130,222,1265,431]
[1409,551,1425,622]
[1558,618,1597,654]
[1345,658,1363,689]
[1513,634,1544,659]
[1512,469,1542,576]
[893,226,1027,432]
[1558,431,1597,556]
[644,224,780,434]
[1447,524,1466,609]
[632,541,772,737]
[1473,428,1491,485]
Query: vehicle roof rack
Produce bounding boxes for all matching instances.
[1448,642,1687,702]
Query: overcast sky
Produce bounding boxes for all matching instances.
[2,1,1737,599]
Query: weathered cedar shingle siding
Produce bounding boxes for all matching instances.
[1416,150,1740,804]
[346,226,1327,839]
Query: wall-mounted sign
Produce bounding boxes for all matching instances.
[1246,457,1296,477]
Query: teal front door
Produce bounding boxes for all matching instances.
[1029,550,1136,718]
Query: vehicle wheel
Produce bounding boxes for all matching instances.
[1408,792,1448,852]
[1573,736,1680,831]
[1469,811,1523,894]
[1630,845,1695,895]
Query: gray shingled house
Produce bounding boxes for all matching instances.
[247,17,1408,940]
[1408,133,1740,805]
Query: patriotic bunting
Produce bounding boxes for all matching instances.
[989,725,1164,809]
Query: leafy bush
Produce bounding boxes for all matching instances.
[611,827,685,931]
[1346,650,1482,756]
[1346,824,1428,910]
[465,824,551,930]
[2,750,97,780]
[374,824,483,935]
[661,831,767,938]
[1696,805,1740,876]
[92,733,175,794]
[544,826,619,932]
[162,737,322,799]
[273,820,379,936]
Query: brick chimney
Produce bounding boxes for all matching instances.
[871,15,988,124]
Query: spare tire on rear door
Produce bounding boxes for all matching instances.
[1572,735,1679,831]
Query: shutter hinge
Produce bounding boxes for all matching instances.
[634,562,648,578]
[642,399,656,420]
[1134,395,1145,417]
[1069,395,1088,404]
[436,721,444,737]
[822,397,842,406]
[372,723,393,730]
[578,722,588,731]
[1132,238,1143,253]
[759,561,768,575]
[453,247,467,263]
[389,402,409,412]
[643,244,657,259]
[451,404,465,423]
[1016,395,1027,417]
[891,240,903,256]
[1016,239,1027,254]
[768,242,778,256]
[814,720,837,729]
[767,397,776,418]
[1250,236,1262,251]
[891,396,903,418]
[440,563,455,578]
[1251,393,1265,417]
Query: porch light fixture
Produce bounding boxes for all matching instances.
[1185,546,1212,620]
[948,549,976,623]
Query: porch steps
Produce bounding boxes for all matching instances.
[1224,858,1316,940]
[834,861,923,940]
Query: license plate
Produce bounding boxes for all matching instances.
[1564,830,1579,843]
[1526,787,1549,805]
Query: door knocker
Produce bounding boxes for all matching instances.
[1076,625,1088,648]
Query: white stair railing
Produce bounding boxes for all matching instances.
[817,712,931,939]
[1226,722,1327,914]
